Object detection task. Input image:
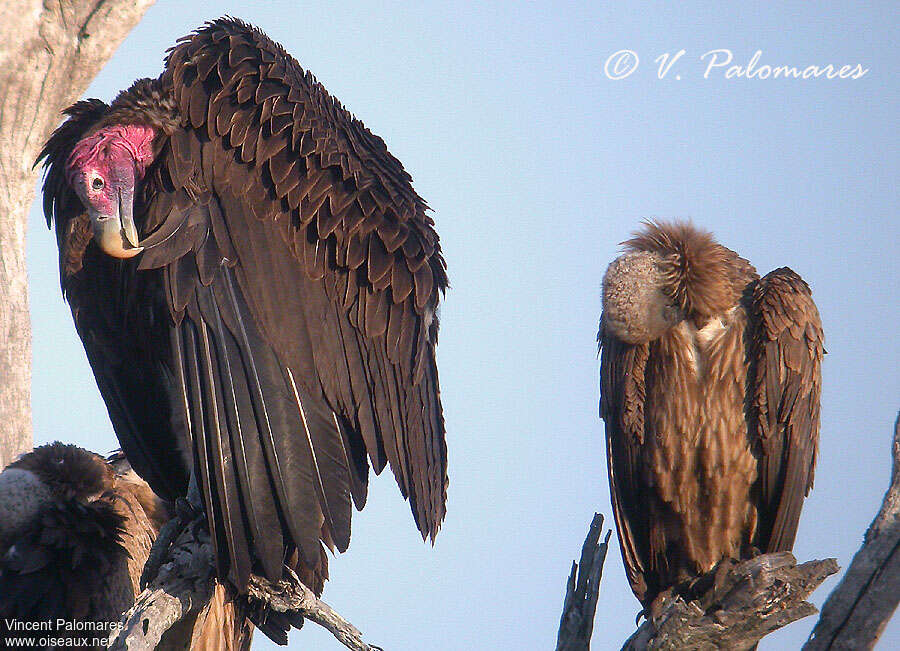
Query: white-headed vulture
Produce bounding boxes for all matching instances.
[37,16,449,618]
[598,221,824,611]
[0,443,253,650]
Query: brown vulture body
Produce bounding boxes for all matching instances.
[37,18,448,641]
[0,443,252,650]
[599,221,824,610]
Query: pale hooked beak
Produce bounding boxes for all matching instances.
[89,188,143,259]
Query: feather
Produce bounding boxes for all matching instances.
[367,236,392,284]
[599,223,822,610]
[39,18,449,617]
[748,268,823,553]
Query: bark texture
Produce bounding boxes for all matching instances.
[110,520,381,650]
[557,513,612,651]
[803,412,900,650]
[0,0,155,468]
[622,553,838,650]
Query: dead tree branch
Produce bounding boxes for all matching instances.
[555,516,838,650]
[804,412,900,650]
[557,513,612,651]
[623,553,838,650]
[556,520,837,650]
[247,570,381,651]
[0,0,156,468]
[108,520,381,651]
[108,521,215,650]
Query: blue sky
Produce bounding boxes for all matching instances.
[27,2,898,649]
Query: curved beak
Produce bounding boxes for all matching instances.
[89,187,143,259]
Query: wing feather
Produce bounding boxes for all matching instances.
[747,267,823,553]
[158,18,448,543]
[195,310,253,588]
[598,321,653,605]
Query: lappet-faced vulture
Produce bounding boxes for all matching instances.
[0,443,253,650]
[598,221,824,610]
[37,17,448,640]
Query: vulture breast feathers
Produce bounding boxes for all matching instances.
[38,18,449,594]
[598,221,823,609]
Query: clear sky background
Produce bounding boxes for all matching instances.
[26,2,898,649]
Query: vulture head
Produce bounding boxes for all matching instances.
[0,442,115,548]
[65,123,156,258]
[602,250,682,344]
[602,220,750,343]
[1,444,252,648]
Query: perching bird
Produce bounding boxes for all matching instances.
[37,16,448,639]
[598,221,823,611]
[0,443,253,650]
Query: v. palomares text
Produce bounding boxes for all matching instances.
[604,49,870,80]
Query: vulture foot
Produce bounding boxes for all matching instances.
[140,496,206,589]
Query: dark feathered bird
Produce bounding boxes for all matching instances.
[36,17,448,634]
[0,443,253,650]
[598,221,823,611]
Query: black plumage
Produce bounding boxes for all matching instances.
[38,17,448,605]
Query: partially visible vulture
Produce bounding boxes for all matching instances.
[37,16,448,640]
[0,442,253,650]
[598,221,824,611]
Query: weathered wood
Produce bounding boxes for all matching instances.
[556,515,841,649]
[557,513,612,651]
[108,520,215,650]
[0,0,155,468]
[622,553,839,651]
[804,412,900,650]
[109,517,381,650]
[248,570,382,651]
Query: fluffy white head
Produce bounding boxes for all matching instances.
[0,468,52,547]
[602,251,682,344]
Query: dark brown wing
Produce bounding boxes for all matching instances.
[131,18,447,590]
[598,320,654,605]
[747,267,823,553]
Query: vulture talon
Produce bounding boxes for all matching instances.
[140,512,183,589]
[634,608,648,626]
[174,495,199,521]
[140,500,208,589]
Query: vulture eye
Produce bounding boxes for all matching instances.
[91,177,105,191]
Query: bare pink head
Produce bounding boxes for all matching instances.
[65,124,156,258]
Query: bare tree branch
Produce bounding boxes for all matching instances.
[108,519,381,651]
[248,570,381,651]
[0,0,155,468]
[623,553,838,651]
[557,513,612,651]
[108,521,215,650]
[556,516,838,650]
[804,412,900,650]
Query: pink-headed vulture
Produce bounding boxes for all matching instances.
[37,17,449,620]
[598,221,823,610]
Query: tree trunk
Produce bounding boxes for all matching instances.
[0,0,155,468]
